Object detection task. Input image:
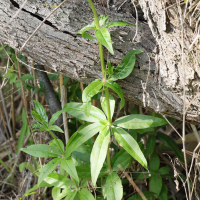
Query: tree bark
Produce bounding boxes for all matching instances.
[0,0,199,123]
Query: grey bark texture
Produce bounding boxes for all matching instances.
[0,0,200,123]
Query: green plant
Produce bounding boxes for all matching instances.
[20,1,169,199]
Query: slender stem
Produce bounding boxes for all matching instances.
[49,130,65,156]
[88,0,112,172]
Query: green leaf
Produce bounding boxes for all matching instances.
[149,174,162,198]
[103,20,136,28]
[95,28,114,55]
[16,108,27,154]
[21,144,62,157]
[158,167,171,175]
[38,158,62,185]
[101,93,115,119]
[43,173,75,189]
[103,172,123,200]
[78,188,95,200]
[48,73,59,80]
[111,149,132,171]
[61,158,79,183]
[104,80,124,109]
[33,100,48,126]
[157,132,184,162]
[77,22,96,34]
[20,74,34,81]
[52,187,61,200]
[158,182,168,200]
[32,110,43,124]
[48,125,64,133]
[144,135,156,157]
[127,191,155,200]
[113,114,168,129]
[149,151,160,172]
[9,73,17,84]
[112,127,147,168]
[82,79,103,103]
[91,126,110,185]
[63,102,106,123]
[49,109,64,126]
[110,50,141,81]
[0,158,10,172]
[63,190,77,200]
[49,139,65,154]
[76,164,107,179]
[82,32,95,40]
[99,15,109,26]
[65,123,103,158]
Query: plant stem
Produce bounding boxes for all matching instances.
[49,130,65,156]
[88,0,112,172]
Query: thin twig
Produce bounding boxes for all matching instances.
[131,0,138,42]
[20,0,69,51]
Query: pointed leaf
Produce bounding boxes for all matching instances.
[76,164,107,179]
[65,123,103,158]
[95,28,114,55]
[48,125,64,133]
[21,144,62,157]
[110,50,141,81]
[63,102,106,123]
[44,173,75,189]
[82,32,95,40]
[99,15,109,26]
[33,100,48,126]
[82,79,103,103]
[113,114,168,129]
[78,188,95,200]
[111,149,132,171]
[77,22,96,34]
[91,126,110,185]
[103,21,136,28]
[112,127,147,168]
[101,93,115,119]
[49,139,65,153]
[55,189,77,200]
[158,167,171,175]
[38,158,62,185]
[104,80,124,109]
[103,172,123,200]
[144,134,156,157]
[32,110,43,124]
[61,158,79,183]
[52,187,61,200]
[149,151,160,172]
[149,174,162,198]
[49,109,64,126]
[157,132,184,162]
[158,182,168,200]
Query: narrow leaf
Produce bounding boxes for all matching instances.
[33,100,48,126]
[144,134,156,157]
[44,173,75,189]
[61,158,79,183]
[48,125,64,133]
[112,127,147,168]
[65,123,103,158]
[82,79,103,103]
[49,109,64,126]
[78,188,95,200]
[110,50,140,81]
[82,32,95,40]
[103,20,136,28]
[95,28,114,55]
[77,22,96,34]
[158,167,171,175]
[63,102,106,123]
[113,114,168,129]
[49,139,65,153]
[99,15,109,26]
[103,172,123,200]
[21,144,62,157]
[100,93,115,119]
[149,174,162,198]
[91,126,110,185]
[105,80,124,109]
[158,182,168,200]
[52,187,61,200]
[149,151,160,172]
[63,190,77,200]
[157,132,184,162]
[38,158,62,185]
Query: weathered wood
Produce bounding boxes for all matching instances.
[0,0,199,123]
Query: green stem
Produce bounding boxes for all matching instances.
[49,130,65,156]
[88,0,112,172]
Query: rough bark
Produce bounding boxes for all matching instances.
[0,0,199,123]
